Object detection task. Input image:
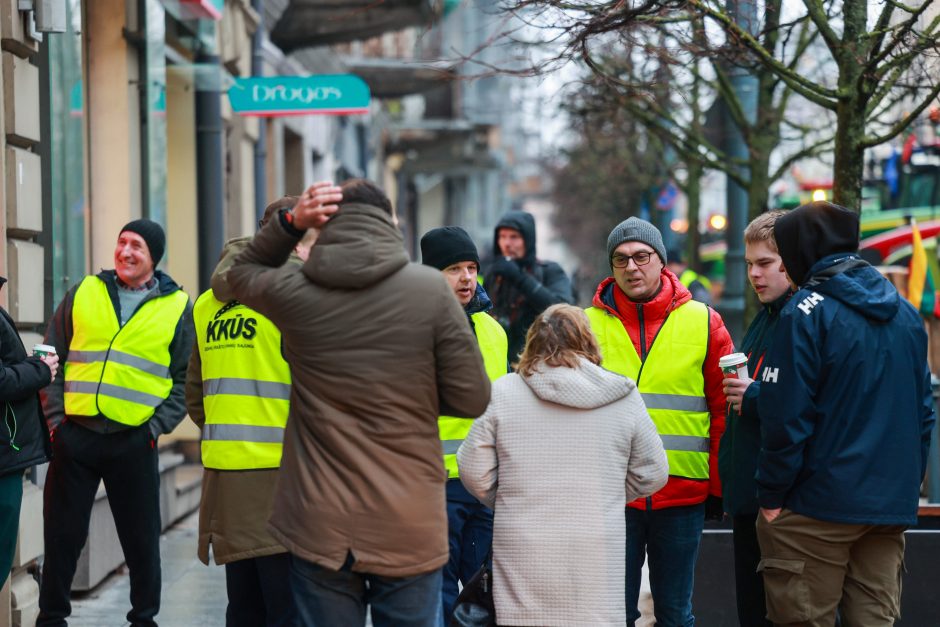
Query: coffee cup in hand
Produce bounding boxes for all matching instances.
[33,344,57,359]
[719,353,748,380]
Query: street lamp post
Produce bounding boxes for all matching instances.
[721,0,758,342]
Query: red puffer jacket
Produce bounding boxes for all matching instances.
[592,270,733,509]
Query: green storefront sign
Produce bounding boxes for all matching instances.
[228,75,371,117]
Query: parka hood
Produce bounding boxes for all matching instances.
[211,236,305,301]
[304,202,409,289]
[522,358,636,409]
[492,210,537,266]
[806,254,900,323]
[465,283,493,316]
[774,201,860,286]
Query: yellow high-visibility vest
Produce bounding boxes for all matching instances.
[64,275,188,426]
[193,290,291,470]
[680,269,713,293]
[439,312,507,479]
[586,301,711,479]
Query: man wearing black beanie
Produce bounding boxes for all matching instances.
[420,226,507,624]
[754,201,935,625]
[38,219,194,627]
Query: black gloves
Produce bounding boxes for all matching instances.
[489,256,524,284]
[704,495,724,521]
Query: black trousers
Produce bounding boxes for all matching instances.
[225,553,297,627]
[38,420,162,627]
[733,513,772,627]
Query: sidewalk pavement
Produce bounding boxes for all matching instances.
[70,512,226,627]
[67,510,655,626]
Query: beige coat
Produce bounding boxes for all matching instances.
[186,238,296,566]
[458,360,668,626]
[227,202,491,577]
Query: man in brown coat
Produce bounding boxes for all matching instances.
[228,179,491,627]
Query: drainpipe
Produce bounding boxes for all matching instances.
[252,0,267,221]
[196,49,225,292]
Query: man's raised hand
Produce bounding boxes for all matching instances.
[291,181,343,229]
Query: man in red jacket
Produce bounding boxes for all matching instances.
[585,217,733,627]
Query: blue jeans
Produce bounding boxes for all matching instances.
[289,552,443,627]
[625,503,705,627]
[442,483,493,623]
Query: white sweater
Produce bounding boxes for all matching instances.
[457,359,668,627]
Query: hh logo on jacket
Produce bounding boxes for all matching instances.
[797,292,824,315]
[761,367,779,384]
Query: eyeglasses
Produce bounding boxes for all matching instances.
[612,251,654,268]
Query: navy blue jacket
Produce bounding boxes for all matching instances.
[756,254,935,525]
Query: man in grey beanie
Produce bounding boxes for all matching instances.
[585,216,734,627]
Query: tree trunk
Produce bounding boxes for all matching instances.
[832,98,867,212]
[831,0,868,213]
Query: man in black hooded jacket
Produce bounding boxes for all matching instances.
[755,201,934,626]
[484,210,574,362]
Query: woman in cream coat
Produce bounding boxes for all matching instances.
[458,304,668,626]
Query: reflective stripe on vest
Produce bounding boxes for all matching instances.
[194,289,291,470]
[439,311,507,479]
[586,302,711,479]
[64,276,188,426]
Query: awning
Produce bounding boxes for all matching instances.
[270,0,444,53]
[346,58,456,99]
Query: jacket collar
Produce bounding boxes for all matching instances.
[592,269,691,323]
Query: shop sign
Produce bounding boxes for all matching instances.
[228,75,371,117]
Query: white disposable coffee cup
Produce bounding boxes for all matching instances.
[32,344,57,358]
[719,352,748,379]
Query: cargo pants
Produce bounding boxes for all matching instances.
[755,509,905,627]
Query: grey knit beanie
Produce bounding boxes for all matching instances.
[606,217,667,266]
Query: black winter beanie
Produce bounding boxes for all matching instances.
[120,219,166,267]
[420,226,480,270]
[773,201,859,286]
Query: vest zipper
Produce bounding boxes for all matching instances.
[637,304,647,358]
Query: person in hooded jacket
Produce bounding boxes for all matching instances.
[485,210,574,363]
[458,304,668,626]
[719,210,791,627]
[585,217,734,627]
[0,277,58,586]
[755,201,935,627]
[227,179,491,627]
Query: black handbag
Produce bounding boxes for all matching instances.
[449,551,496,627]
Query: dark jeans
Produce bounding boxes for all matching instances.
[38,421,161,627]
[289,553,443,627]
[625,503,705,627]
[732,513,771,627]
[226,553,297,627]
[442,483,493,623]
